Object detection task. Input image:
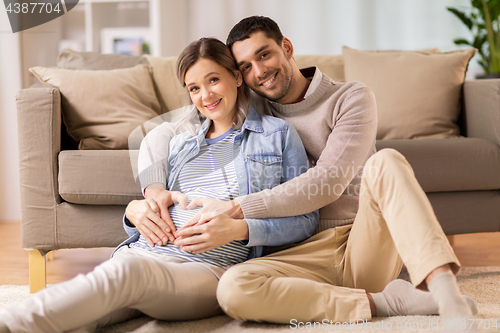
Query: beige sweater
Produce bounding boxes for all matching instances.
[237,68,378,232]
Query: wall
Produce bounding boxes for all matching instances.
[181,0,479,77]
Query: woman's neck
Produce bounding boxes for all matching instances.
[206,121,233,139]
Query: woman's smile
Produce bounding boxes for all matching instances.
[204,98,222,110]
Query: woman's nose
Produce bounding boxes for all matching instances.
[202,90,213,101]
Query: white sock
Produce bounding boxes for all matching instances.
[428,271,477,331]
[371,279,477,317]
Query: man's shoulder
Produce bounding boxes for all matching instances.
[316,71,372,96]
[259,112,289,128]
[315,75,376,107]
[247,106,289,130]
[250,92,273,115]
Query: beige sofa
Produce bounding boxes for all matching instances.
[16,50,500,293]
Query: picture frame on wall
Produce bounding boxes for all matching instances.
[100,27,151,56]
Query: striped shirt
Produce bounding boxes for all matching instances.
[130,129,250,267]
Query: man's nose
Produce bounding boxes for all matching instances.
[254,63,267,80]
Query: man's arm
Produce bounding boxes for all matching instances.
[237,85,378,219]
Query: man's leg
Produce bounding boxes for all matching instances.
[344,149,474,321]
[217,227,372,324]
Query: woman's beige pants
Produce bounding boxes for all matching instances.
[217,149,460,324]
[2,247,225,333]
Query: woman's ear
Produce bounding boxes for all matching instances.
[234,71,242,87]
[282,37,294,60]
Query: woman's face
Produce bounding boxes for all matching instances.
[184,58,241,129]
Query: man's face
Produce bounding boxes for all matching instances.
[231,31,294,103]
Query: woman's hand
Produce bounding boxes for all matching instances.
[144,188,188,236]
[125,190,188,247]
[174,214,249,254]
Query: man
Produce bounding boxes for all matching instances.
[127,16,477,326]
[172,16,477,326]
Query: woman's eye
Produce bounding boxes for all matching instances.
[189,87,199,93]
[210,77,219,84]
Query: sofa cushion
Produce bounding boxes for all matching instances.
[343,46,477,140]
[30,65,161,150]
[59,150,142,205]
[144,55,187,113]
[57,49,149,70]
[60,138,500,205]
[376,137,500,192]
[294,55,346,82]
[57,50,168,115]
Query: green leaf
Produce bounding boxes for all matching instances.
[472,35,487,49]
[447,7,474,30]
[454,39,473,46]
[478,59,488,72]
[488,0,500,19]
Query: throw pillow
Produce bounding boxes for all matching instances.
[342,46,477,140]
[144,55,187,113]
[57,49,168,115]
[294,55,346,82]
[30,64,161,150]
[57,49,149,70]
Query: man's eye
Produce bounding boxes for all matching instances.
[261,52,269,59]
[241,64,251,72]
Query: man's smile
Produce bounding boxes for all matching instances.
[260,71,278,88]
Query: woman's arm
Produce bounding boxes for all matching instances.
[175,121,319,253]
[126,118,182,246]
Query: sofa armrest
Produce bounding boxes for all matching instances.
[463,79,500,146]
[16,87,62,250]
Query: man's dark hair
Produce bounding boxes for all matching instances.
[227,16,284,50]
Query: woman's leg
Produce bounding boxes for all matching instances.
[1,247,222,333]
[126,251,224,321]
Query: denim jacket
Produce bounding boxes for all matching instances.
[119,107,318,259]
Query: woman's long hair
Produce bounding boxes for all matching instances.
[176,37,250,129]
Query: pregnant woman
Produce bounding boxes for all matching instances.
[0,37,317,333]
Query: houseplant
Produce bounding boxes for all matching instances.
[448,0,500,78]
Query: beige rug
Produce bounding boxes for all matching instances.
[1,266,498,332]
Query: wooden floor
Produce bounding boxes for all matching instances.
[1,221,499,286]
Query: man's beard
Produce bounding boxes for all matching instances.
[255,62,294,102]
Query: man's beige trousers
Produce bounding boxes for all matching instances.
[217,148,460,324]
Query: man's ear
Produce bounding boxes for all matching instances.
[234,71,242,87]
[282,37,294,59]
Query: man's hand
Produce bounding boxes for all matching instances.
[126,190,188,247]
[179,197,244,230]
[174,214,249,254]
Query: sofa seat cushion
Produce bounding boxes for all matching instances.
[376,137,500,193]
[59,150,141,205]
